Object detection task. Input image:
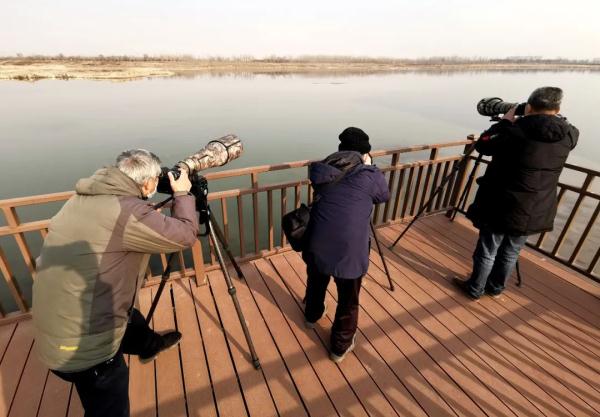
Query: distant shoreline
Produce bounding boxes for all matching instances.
[2,57,599,81]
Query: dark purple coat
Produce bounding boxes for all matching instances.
[303,151,390,279]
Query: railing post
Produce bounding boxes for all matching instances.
[382,153,399,223]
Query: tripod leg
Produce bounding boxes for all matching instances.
[208,212,244,279]
[146,253,176,324]
[371,222,394,291]
[450,153,483,222]
[390,142,478,249]
[208,218,261,369]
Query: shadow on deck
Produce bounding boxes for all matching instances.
[1,214,599,417]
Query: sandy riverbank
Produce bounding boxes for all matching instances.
[2,59,599,81]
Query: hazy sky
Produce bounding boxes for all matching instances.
[2,0,599,59]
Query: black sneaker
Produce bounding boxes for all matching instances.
[452,277,480,301]
[139,331,182,364]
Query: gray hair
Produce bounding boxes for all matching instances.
[528,87,563,111]
[116,149,162,185]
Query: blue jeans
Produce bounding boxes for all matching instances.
[466,229,528,298]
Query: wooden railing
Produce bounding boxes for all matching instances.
[0,140,470,322]
[454,153,600,282]
[2,137,597,322]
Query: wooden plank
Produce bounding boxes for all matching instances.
[207,269,278,417]
[0,320,34,417]
[348,241,526,417]
[373,226,594,417]
[436,215,600,326]
[283,252,505,417]
[0,247,28,313]
[420,218,600,347]
[152,285,187,417]
[400,221,590,414]
[382,220,600,411]
[171,279,218,417]
[271,253,438,416]
[129,287,157,417]
[245,260,339,416]
[36,371,71,417]
[191,272,249,417]
[267,256,370,417]
[232,261,310,417]
[8,341,48,417]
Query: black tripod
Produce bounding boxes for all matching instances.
[389,137,524,287]
[389,138,479,249]
[147,176,261,369]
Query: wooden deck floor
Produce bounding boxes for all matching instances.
[1,214,599,417]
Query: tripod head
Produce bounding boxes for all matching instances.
[190,175,210,229]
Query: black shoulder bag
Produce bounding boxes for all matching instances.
[281,169,349,252]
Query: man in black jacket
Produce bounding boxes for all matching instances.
[454,87,579,300]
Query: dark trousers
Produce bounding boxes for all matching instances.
[304,260,363,356]
[466,228,528,297]
[52,308,161,417]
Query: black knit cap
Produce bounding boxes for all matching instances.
[338,127,371,154]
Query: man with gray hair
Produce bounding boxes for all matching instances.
[454,87,579,300]
[33,149,198,417]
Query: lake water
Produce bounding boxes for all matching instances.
[1,71,599,199]
[0,71,598,310]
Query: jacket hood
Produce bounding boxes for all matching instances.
[517,114,579,148]
[75,166,144,198]
[309,151,364,185]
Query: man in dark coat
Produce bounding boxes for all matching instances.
[455,87,578,300]
[302,127,390,362]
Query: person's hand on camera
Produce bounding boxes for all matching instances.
[168,172,192,194]
[502,106,518,122]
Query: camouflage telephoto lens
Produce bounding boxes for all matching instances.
[177,134,243,173]
[477,97,520,117]
[156,134,243,194]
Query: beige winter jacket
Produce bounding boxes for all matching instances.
[32,167,198,371]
